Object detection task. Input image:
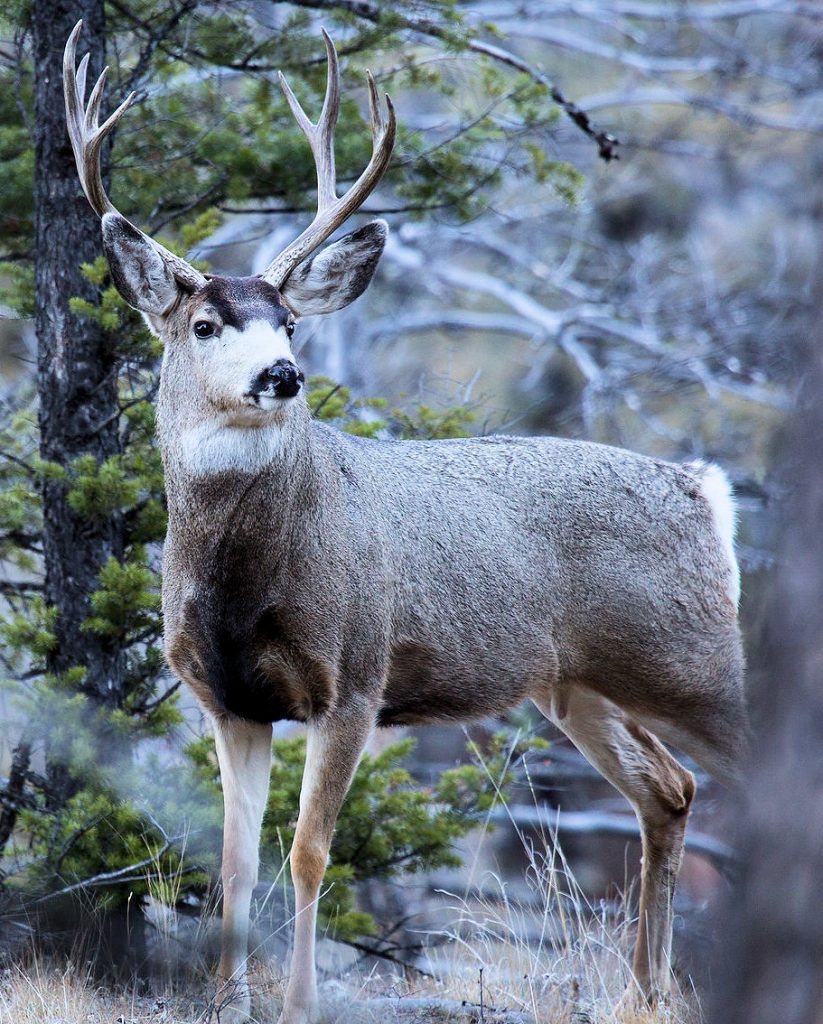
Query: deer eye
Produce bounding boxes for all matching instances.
[286,322,296,339]
[193,320,215,339]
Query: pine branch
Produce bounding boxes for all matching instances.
[34,830,189,903]
[112,0,200,97]
[0,448,37,476]
[130,679,182,716]
[288,0,619,160]
[0,580,43,597]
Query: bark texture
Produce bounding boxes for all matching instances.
[0,740,33,852]
[33,0,125,800]
[711,314,823,1022]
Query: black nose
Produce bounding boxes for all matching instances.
[266,358,304,398]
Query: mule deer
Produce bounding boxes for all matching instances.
[64,21,747,1024]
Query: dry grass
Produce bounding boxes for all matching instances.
[0,773,705,1024]
[0,958,199,1024]
[0,843,704,1024]
[0,944,699,1024]
[310,841,703,1024]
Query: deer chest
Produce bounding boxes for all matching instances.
[165,596,336,724]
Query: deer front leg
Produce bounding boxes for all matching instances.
[213,717,273,1022]
[279,703,375,1024]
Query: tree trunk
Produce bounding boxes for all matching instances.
[711,309,823,1022]
[32,0,125,804]
[0,739,33,852]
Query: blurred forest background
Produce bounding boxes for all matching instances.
[0,2,821,1022]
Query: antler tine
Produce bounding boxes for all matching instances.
[75,52,89,110]
[64,20,136,218]
[316,28,341,211]
[277,28,340,213]
[63,21,206,292]
[84,65,110,135]
[277,70,316,139]
[365,70,382,137]
[263,32,396,290]
[319,30,341,118]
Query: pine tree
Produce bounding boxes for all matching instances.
[0,0,578,941]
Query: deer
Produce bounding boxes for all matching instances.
[64,20,747,1024]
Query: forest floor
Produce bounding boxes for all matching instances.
[0,800,708,1024]
[0,879,704,1024]
[0,958,702,1024]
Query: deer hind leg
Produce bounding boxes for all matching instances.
[534,687,695,1004]
[279,703,376,1024]
[213,717,273,1022]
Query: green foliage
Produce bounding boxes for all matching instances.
[0,478,40,558]
[308,375,388,438]
[524,143,584,204]
[0,597,57,666]
[17,787,206,909]
[70,259,163,362]
[0,405,39,568]
[83,552,161,641]
[186,731,541,942]
[392,403,475,440]
[0,66,34,259]
[66,455,141,520]
[0,0,573,932]
[180,208,224,250]
[0,261,35,317]
[308,376,476,441]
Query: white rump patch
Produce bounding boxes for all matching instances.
[689,461,740,607]
[179,418,283,476]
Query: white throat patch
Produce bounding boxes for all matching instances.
[179,418,284,476]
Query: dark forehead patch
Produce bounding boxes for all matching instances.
[194,276,290,330]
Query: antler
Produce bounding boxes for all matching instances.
[262,30,396,290]
[63,21,205,292]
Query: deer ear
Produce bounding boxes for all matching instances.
[279,220,387,317]
[101,213,183,319]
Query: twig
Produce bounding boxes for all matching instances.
[309,383,343,418]
[290,0,619,160]
[361,995,533,1022]
[346,938,435,978]
[489,804,737,876]
[33,831,187,903]
[0,448,36,476]
[131,679,183,716]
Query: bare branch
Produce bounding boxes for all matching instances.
[262,30,396,288]
[489,804,737,876]
[287,0,619,160]
[33,831,189,903]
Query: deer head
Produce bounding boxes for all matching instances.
[64,22,395,432]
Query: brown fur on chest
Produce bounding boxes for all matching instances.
[166,598,336,723]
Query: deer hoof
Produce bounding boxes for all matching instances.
[276,1003,321,1024]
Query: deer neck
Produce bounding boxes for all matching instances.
[157,376,318,532]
